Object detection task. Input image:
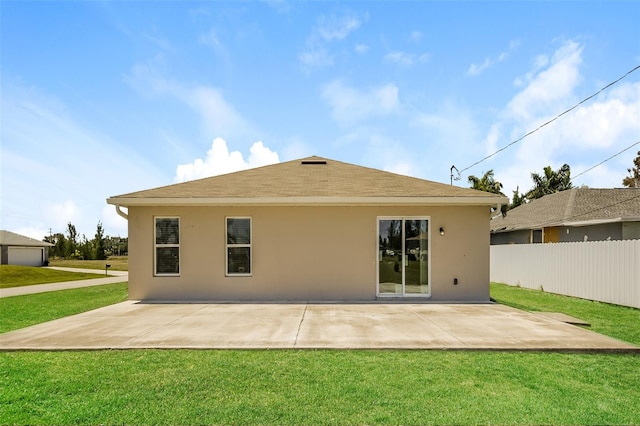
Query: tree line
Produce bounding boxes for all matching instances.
[43,222,128,260]
[468,150,640,215]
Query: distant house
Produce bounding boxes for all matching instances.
[107,156,506,302]
[490,188,640,244]
[0,230,53,266]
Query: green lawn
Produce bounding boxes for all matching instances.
[1,282,639,425]
[0,282,128,333]
[48,255,128,271]
[1,350,639,425]
[0,265,104,289]
[491,282,640,346]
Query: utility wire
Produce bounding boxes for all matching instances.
[456,64,640,178]
[573,140,640,181]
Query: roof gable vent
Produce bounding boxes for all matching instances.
[301,160,327,165]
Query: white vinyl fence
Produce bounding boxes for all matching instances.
[490,240,640,309]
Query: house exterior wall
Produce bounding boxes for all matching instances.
[558,223,622,242]
[622,222,640,240]
[0,244,49,265]
[127,205,490,302]
[491,229,531,245]
[491,222,640,245]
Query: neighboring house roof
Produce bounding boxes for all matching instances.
[491,188,640,233]
[0,230,53,247]
[108,156,507,207]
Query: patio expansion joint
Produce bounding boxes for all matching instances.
[293,303,309,348]
[408,306,469,348]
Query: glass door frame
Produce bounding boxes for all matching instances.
[376,216,431,298]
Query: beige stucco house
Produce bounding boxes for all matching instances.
[107,156,506,302]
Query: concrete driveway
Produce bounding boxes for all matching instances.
[1,301,637,351]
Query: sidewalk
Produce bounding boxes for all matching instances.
[0,268,128,298]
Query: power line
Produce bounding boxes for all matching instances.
[573,141,640,181]
[454,64,640,178]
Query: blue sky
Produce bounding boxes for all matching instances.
[2,1,639,239]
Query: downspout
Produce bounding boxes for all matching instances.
[114,205,128,220]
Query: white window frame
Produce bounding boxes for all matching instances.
[154,216,180,277]
[376,216,431,298]
[226,217,252,277]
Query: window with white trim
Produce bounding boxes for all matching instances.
[226,217,251,275]
[155,217,180,276]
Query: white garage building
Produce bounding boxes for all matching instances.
[0,230,53,266]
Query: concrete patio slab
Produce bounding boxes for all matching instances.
[1,301,637,351]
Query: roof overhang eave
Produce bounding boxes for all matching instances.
[107,195,508,208]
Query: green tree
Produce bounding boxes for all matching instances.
[94,221,107,260]
[78,235,92,260]
[468,170,507,216]
[65,223,78,258]
[526,164,572,200]
[44,233,67,258]
[510,186,527,209]
[468,170,505,195]
[622,150,640,188]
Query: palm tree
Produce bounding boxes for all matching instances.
[468,170,507,216]
[468,170,505,195]
[622,151,640,188]
[526,164,572,200]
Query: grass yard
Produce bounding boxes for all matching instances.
[0,282,128,333]
[0,265,104,289]
[48,255,128,271]
[1,350,639,425]
[1,283,639,425]
[491,282,640,346]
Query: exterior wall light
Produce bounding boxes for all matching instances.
[439,227,445,236]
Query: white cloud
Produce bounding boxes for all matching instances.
[49,200,81,228]
[409,31,423,43]
[175,137,280,182]
[411,101,482,168]
[199,27,223,48]
[506,40,583,121]
[101,205,128,237]
[298,11,365,72]
[384,162,413,176]
[321,80,399,126]
[317,12,362,41]
[467,40,519,76]
[384,51,413,66]
[1,83,164,238]
[298,48,333,71]
[354,43,369,54]
[126,63,250,139]
[384,51,430,66]
[475,40,640,196]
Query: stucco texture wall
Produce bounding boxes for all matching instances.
[127,205,490,302]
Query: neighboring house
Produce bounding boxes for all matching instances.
[0,230,53,266]
[107,156,506,302]
[491,188,640,244]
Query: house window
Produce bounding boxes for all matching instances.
[226,217,251,276]
[155,217,180,276]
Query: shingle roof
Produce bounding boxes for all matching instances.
[490,188,640,232]
[0,230,53,247]
[108,156,506,206]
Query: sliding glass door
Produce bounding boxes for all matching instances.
[378,218,430,296]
